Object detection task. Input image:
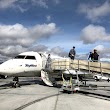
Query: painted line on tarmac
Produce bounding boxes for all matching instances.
[15,91,62,110]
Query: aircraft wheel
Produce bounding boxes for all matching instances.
[12,81,20,88]
[94,76,99,81]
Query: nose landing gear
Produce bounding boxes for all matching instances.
[12,77,20,88]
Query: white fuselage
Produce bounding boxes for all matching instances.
[0,52,46,77]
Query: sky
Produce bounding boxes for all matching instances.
[0,0,110,61]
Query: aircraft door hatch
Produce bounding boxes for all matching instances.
[41,70,53,86]
[39,53,47,69]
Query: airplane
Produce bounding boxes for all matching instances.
[0,51,89,88]
[0,51,51,87]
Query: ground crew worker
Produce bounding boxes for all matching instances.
[88,52,94,61]
[69,46,76,60]
[93,49,99,62]
[46,54,52,69]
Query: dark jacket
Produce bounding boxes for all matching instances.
[69,48,76,56]
[93,52,99,61]
[69,48,76,60]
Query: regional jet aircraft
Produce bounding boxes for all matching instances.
[0,51,53,87]
[0,51,88,87]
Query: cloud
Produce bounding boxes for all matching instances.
[81,24,110,44]
[53,0,60,4]
[0,0,48,11]
[23,44,68,59]
[93,45,110,61]
[32,0,48,8]
[93,45,105,52]
[0,23,58,58]
[78,1,110,22]
[0,0,29,12]
[0,45,27,57]
[94,45,110,55]
[28,44,48,52]
[0,0,60,12]
[0,0,16,9]
[46,15,51,22]
[32,0,60,8]
[49,46,68,57]
[76,45,110,61]
[16,5,29,13]
[30,45,68,57]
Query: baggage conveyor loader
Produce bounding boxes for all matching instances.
[61,69,80,93]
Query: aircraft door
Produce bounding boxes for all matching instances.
[39,54,47,69]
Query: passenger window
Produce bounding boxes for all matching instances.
[25,56,36,60]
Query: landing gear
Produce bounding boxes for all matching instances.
[94,76,99,81]
[12,77,20,88]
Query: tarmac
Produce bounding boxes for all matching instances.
[0,77,110,110]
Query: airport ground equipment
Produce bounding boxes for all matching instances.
[51,59,110,75]
[93,74,110,82]
[61,72,80,93]
[51,58,110,81]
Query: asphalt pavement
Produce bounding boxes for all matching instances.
[0,77,110,110]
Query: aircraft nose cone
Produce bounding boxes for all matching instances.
[0,65,8,73]
[0,62,13,75]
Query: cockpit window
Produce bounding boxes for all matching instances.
[14,55,25,59]
[25,56,36,60]
[14,55,36,60]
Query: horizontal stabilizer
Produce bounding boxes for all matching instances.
[41,70,53,86]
